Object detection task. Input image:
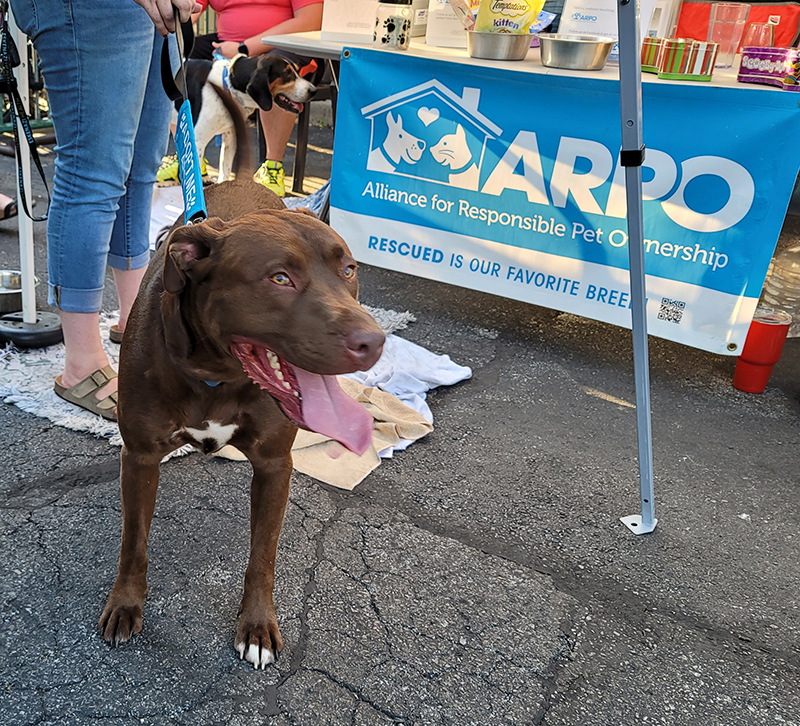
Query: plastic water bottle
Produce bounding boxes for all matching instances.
[760,243,800,337]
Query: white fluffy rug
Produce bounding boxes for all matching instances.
[0,305,416,449]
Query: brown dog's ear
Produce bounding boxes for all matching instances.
[160,288,191,359]
[162,217,226,294]
[160,217,226,360]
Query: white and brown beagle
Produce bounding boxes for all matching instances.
[179,53,322,183]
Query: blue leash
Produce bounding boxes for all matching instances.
[161,8,207,225]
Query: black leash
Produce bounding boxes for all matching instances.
[0,0,49,221]
[160,11,194,104]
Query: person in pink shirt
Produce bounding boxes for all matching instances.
[162,0,324,196]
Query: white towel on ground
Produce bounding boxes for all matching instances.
[343,334,472,455]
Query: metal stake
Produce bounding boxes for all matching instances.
[617,0,657,534]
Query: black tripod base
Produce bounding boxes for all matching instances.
[0,311,63,348]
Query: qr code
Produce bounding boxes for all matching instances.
[658,297,685,323]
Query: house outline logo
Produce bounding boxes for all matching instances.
[360,79,503,192]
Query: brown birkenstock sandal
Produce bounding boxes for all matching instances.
[53,365,118,420]
[109,324,124,344]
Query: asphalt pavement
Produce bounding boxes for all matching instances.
[1,114,799,726]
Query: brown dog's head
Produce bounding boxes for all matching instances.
[162,209,385,454]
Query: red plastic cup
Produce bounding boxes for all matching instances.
[732,308,792,393]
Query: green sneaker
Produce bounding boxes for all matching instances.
[254,160,285,197]
[156,153,208,184]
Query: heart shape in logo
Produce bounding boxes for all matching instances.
[418,107,440,126]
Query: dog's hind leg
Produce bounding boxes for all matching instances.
[234,452,293,669]
[98,446,162,645]
[218,129,236,183]
[209,82,253,181]
[192,116,217,186]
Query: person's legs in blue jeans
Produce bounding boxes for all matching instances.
[108,31,172,337]
[11,0,170,410]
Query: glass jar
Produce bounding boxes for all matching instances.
[374,0,412,50]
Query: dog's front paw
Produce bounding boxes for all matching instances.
[234,618,283,669]
[98,595,144,646]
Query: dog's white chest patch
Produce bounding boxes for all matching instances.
[179,421,238,451]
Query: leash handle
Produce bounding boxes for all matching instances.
[162,7,206,225]
[160,7,194,103]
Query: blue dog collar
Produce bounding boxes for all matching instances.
[220,57,231,93]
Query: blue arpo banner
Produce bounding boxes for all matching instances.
[330,47,800,354]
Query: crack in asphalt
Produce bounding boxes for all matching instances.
[305,665,411,724]
[261,489,346,717]
[530,614,580,724]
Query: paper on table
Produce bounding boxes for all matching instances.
[426,0,470,47]
[558,0,657,62]
[321,0,379,43]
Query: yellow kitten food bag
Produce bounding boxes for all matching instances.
[474,0,545,33]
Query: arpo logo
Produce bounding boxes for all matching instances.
[572,12,598,21]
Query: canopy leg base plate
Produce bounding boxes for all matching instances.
[620,514,658,535]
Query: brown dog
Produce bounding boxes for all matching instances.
[99,180,385,668]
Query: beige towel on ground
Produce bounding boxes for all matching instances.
[292,378,433,489]
[216,378,433,490]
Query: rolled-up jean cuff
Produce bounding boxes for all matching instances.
[48,284,104,313]
[107,249,151,271]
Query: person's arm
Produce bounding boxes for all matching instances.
[134,0,202,36]
[214,1,323,58]
[191,0,210,25]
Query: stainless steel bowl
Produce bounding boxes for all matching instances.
[537,33,615,71]
[0,270,40,314]
[467,31,532,61]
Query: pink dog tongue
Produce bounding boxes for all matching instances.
[294,369,373,456]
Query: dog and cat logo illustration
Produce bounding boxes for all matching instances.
[362,79,502,191]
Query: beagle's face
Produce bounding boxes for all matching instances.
[246,56,317,113]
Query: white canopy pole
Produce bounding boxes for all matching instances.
[0,15,62,348]
[11,12,35,323]
[616,0,657,534]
